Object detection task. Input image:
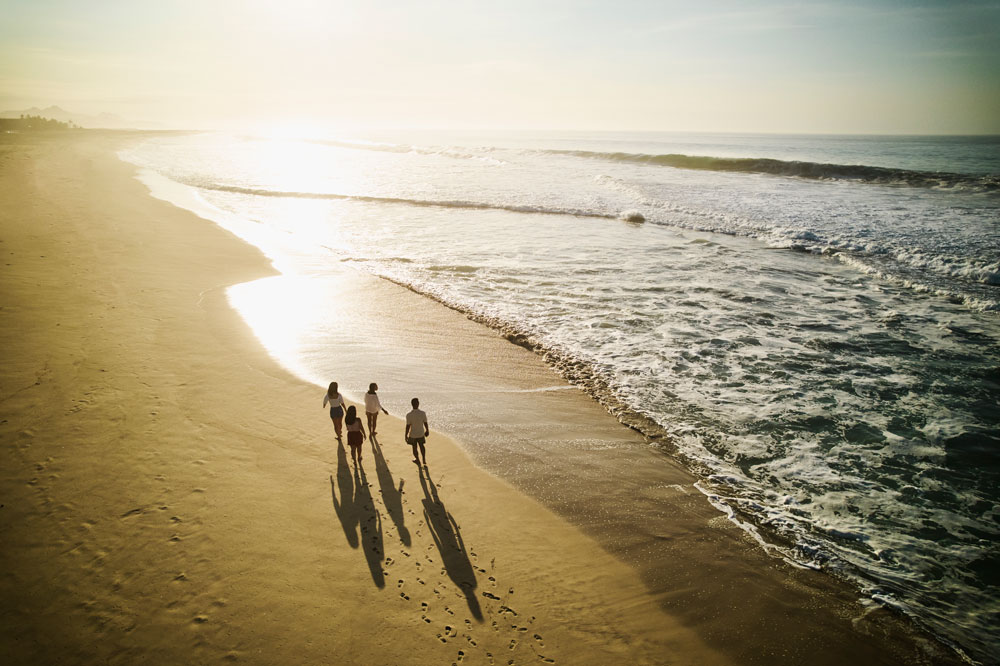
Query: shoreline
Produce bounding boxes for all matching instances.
[127,134,972,664]
[0,130,964,665]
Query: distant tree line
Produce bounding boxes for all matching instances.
[0,115,78,131]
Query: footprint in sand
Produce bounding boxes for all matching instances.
[509,639,518,650]
[457,650,466,662]
[398,579,405,588]
[400,592,410,601]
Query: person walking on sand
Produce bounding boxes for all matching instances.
[364,382,389,440]
[344,405,367,465]
[405,397,430,465]
[323,381,346,442]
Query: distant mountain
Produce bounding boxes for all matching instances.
[0,105,163,129]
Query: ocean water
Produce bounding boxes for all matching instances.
[121,130,1000,664]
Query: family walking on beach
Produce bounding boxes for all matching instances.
[323,382,430,466]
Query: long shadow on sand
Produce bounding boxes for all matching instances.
[419,466,482,620]
[330,445,385,588]
[371,436,411,547]
[330,442,358,548]
[355,463,385,588]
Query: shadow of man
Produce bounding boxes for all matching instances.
[355,462,385,588]
[372,436,411,547]
[330,442,358,548]
[419,466,482,621]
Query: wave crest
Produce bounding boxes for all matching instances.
[553,150,999,191]
[199,183,628,221]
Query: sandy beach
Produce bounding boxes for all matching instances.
[0,131,962,665]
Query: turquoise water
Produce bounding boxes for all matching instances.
[123,131,1000,663]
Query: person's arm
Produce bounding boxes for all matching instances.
[404,422,411,439]
[423,418,430,437]
[323,394,329,407]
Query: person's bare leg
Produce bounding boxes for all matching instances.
[418,442,427,465]
[367,412,376,439]
[411,442,420,464]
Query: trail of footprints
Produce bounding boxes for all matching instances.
[327,468,557,664]
[381,485,555,665]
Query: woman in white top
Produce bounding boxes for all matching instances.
[322,381,346,442]
[364,382,389,440]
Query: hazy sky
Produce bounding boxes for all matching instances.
[2,0,998,134]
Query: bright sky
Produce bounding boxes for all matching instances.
[1,0,998,134]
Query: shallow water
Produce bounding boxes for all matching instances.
[123,130,1000,664]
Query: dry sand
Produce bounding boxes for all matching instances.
[0,131,960,665]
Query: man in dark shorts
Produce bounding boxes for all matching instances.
[405,397,429,465]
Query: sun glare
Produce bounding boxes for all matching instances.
[252,121,340,141]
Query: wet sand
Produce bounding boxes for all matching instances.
[0,131,959,665]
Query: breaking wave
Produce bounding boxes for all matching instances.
[551,150,1000,191]
[200,183,625,220]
